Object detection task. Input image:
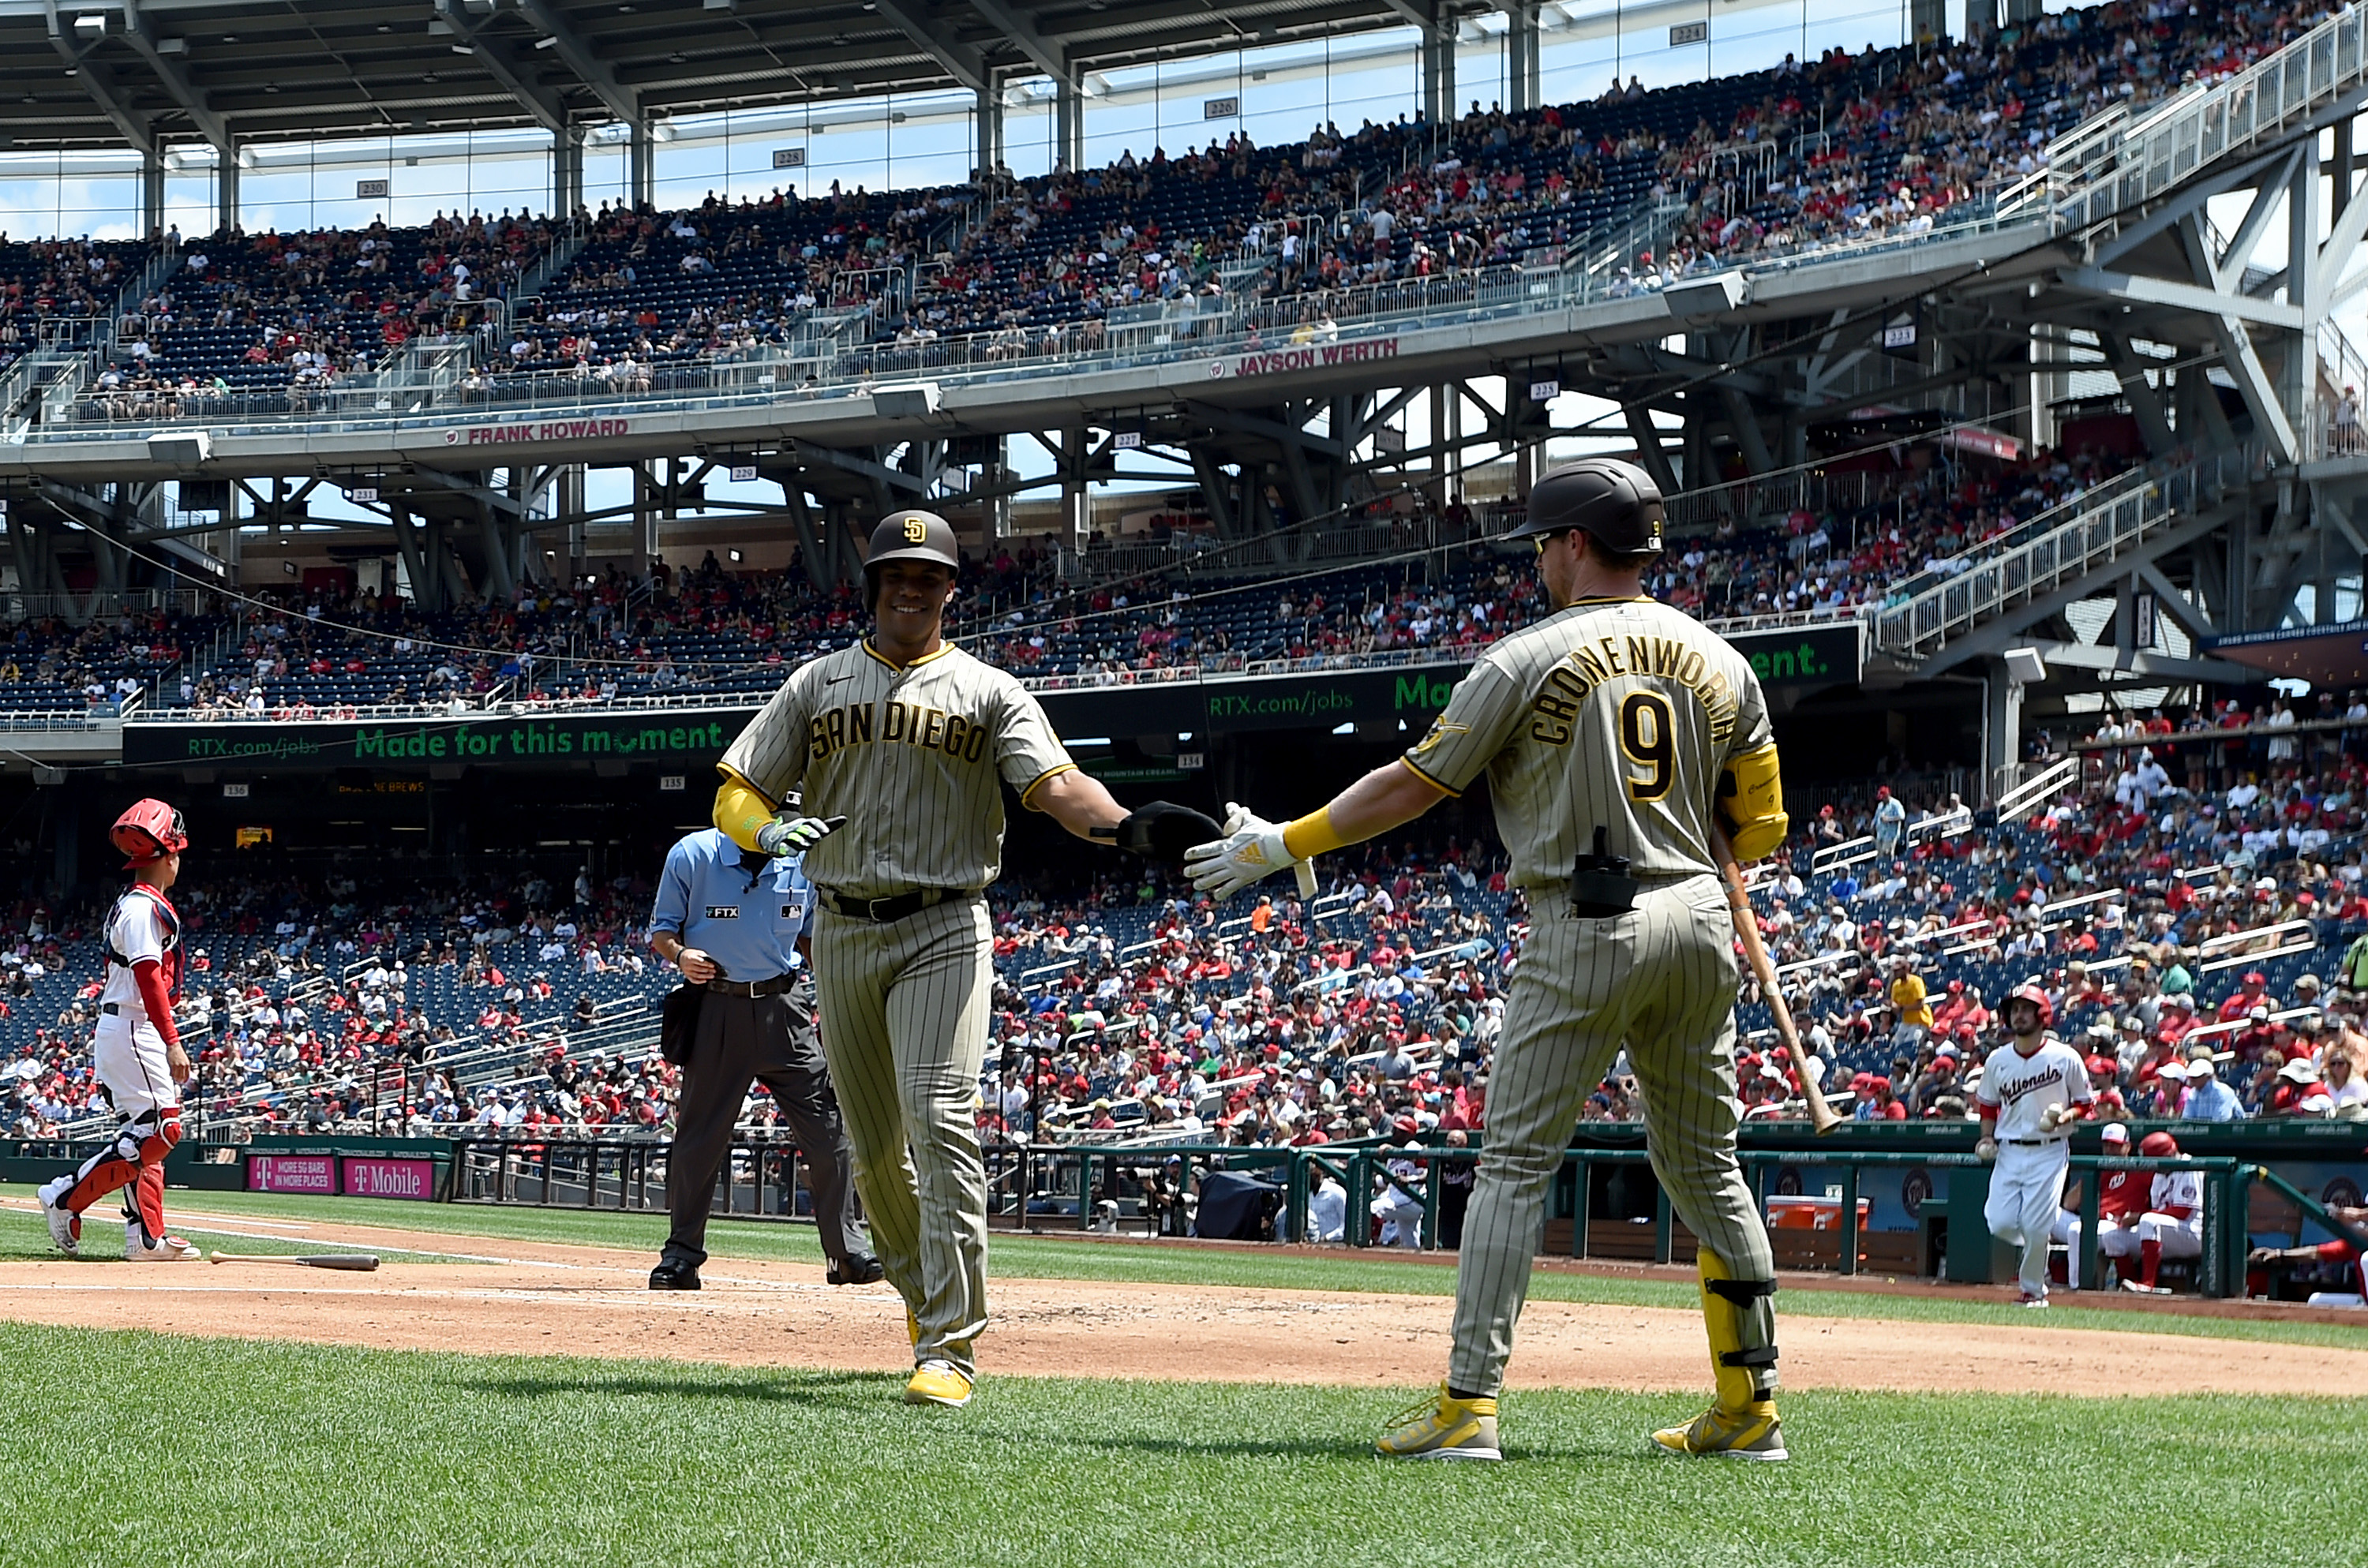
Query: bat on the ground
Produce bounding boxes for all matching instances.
[206,1251,380,1270]
[1709,825,1842,1136]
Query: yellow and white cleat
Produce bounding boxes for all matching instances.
[1651,1400,1788,1461]
[904,1360,974,1409]
[1375,1383,1502,1461]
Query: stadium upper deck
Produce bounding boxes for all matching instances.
[2,0,2366,802]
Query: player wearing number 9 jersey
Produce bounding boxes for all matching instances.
[1184,458,1792,1461]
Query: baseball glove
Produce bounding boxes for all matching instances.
[1105,800,1222,863]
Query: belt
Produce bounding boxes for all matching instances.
[2003,1136,2068,1147]
[703,973,801,998]
[820,887,977,923]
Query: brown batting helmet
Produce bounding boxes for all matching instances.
[864,509,959,613]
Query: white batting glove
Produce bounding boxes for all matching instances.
[755,813,844,858]
[1184,801,1293,900]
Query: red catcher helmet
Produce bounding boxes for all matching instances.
[111,799,187,869]
[2006,984,2054,1030]
[2138,1131,2179,1158]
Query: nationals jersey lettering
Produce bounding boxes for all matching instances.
[1402,596,1772,881]
[1976,1038,2094,1139]
[720,640,1074,896]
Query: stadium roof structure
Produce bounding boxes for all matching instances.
[2,0,1471,152]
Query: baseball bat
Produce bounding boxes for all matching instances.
[206,1252,381,1270]
[1708,825,1841,1136]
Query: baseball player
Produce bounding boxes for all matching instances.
[2107,1130,2202,1293]
[37,799,200,1261]
[645,814,879,1292]
[2048,1121,2141,1290]
[710,508,1212,1409]
[1187,458,1796,1462]
[1973,985,2096,1307]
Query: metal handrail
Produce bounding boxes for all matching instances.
[2005,8,2368,236]
[1872,449,2246,656]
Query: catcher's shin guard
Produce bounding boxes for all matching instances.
[1698,1246,1780,1409]
[67,1109,179,1239]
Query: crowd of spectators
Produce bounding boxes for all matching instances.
[0,407,2129,725]
[83,210,553,419]
[474,0,2355,394]
[13,0,2344,426]
[0,235,144,378]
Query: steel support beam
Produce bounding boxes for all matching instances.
[515,0,639,126]
[873,0,990,95]
[967,0,1064,82]
[2024,640,2251,684]
[50,32,155,157]
[976,82,1003,172]
[120,0,232,149]
[437,0,570,135]
[1499,3,1540,114]
[1920,504,2244,675]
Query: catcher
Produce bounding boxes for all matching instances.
[39,799,201,1261]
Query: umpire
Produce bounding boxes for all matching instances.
[646,816,881,1291]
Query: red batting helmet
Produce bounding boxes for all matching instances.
[2138,1131,2179,1158]
[111,798,187,869]
[2006,984,2053,1030]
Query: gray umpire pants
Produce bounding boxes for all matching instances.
[811,895,995,1377]
[663,978,866,1270]
[1448,874,1778,1396]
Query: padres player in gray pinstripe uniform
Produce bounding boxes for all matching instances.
[1189,458,1793,1461]
[714,510,1215,1409]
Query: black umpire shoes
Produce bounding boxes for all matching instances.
[648,1261,702,1291]
[827,1253,886,1286]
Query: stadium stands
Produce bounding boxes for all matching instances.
[9,748,2366,1149]
[26,0,2319,421]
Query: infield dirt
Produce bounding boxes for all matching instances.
[0,1202,2355,1394]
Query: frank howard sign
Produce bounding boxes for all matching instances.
[1208,335,1399,379]
[443,417,632,447]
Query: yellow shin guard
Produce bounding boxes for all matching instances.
[1697,1247,1779,1410]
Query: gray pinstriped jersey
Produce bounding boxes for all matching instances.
[1402,595,1773,883]
[719,639,1075,896]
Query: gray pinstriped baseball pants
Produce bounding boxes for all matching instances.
[811,894,994,1377]
[1448,874,1778,1397]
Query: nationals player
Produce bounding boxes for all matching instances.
[1189,458,1794,1461]
[712,509,1212,1409]
[1974,985,2096,1306]
[2049,1121,2142,1289]
[2107,1130,2202,1293]
[37,800,200,1261]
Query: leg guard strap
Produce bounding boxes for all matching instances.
[1705,1275,1778,1305]
[1719,1346,1780,1368]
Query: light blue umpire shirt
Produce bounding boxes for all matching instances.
[650,827,814,984]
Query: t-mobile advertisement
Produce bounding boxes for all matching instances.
[341,1157,436,1201]
[248,1154,337,1194]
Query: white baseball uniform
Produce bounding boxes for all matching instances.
[1979,1037,2094,1298]
[2099,1169,2203,1267]
[93,886,181,1120]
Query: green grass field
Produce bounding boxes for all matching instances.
[0,1323,2344,1568]
[1,1184,2358,1566]
[5,1183,2355,1349]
